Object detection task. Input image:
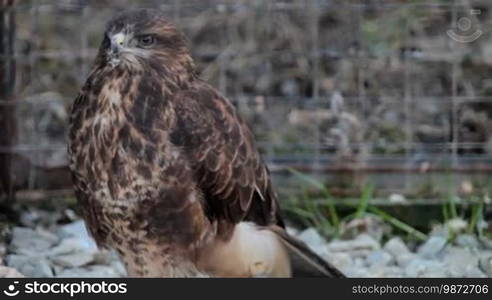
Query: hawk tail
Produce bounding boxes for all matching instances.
[271,227,346,278]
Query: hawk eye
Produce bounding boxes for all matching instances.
[137,35,155,48]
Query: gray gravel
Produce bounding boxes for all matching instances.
[2,216,492,277]
[297,229,492,278]
[4,221,126,278]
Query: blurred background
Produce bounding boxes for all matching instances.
[0,0,491,277]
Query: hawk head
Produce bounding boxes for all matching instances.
[96,9,194,76]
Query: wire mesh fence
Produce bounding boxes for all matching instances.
[1,0,492,199]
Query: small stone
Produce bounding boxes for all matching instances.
[405,259,445,277]
[31,260,54,278]
[6,255,53,278]
[0,244,6,263]
[479,237,492,250]
[51,252,95,268]
[57,265,121,278]
[309,245,329,257]
[36,229,59,244]
[366,265,387,277]
[417,236,447,258]
[48,238,92,257]
[460,180,473,195]
[428,224,449,238]
[110,261,127,276]
[389,194,407,204]
[384,237,410,257]
[286,227,299,236]
[343,266,370,278]
[366,250,393,267]
[396,253,416,268]
[8,227,58,255]
[455,234,480,249]
[443,247,479,276]
[380,266,404,277]
[0,266,24,278]
[57,221,97,251]
[464,267,486,278]
[5,254,30,267]
[479,254,492,276]
[323,252,352,270]
[297,228,326,248]
[327,234,380,255]
[353,257,366,268]
[52,265,65,276]
[92,250,113,265]
[341,216,389,242]
[446,218,468,233]
[18,209,56,228]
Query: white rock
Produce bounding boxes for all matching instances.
[110,261,127,276]
[0,266,24,278]
[479,254,492,276]
[443,247,479,276]
[309,245,329,257]
[327,234,380,254]
[6,255,53,278]
[323,252,353,270]
[92,250,113,265]
[8,227,58,255]
[366,265,387,277]
[455,234,480,249]
[384,237,410,257]
[405,259,446,277]
[446,218,468,233]
[57,221,97,251]
[51,252,95,268]
[52,265,65,276]
[353,257,366,268]
[341,216,388,242]
[30,259,54,278]
[36,229,59,244]
[343,266,370,278]
[297,228,327,248]
[5,254,30,267]
[57,265,122,278]
[389,194,407,204]
[417,236,447,258]
[379,266,404,277]
[464,267,487,278]
[366,250,393,267]
[48,238,93,257]
[479,237,492,250]
[286,227,299,236]
[396,253,416,268]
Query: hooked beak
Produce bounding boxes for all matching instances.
[108,33,125,58]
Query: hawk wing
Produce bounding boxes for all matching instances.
[171,80,283,233]
[171,81,345,277]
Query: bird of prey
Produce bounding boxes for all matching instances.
[68,9,344,278]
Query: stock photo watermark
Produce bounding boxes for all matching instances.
[2,280,127,297]
[447,9,483,43]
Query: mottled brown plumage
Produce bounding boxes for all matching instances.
[68,9,344,278]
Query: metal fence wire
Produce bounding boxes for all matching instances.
[1,0,492,198]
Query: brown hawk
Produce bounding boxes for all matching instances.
[68,8,344,278]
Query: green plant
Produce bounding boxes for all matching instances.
[285,168,428,241]
[287,168,340,233]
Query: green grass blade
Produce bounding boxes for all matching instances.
[442,202,449,223]
[467,200,483,235]
[287,167,339,231]
[369,206,427,241]
[287,167,326,190]
[355,183,374,218]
